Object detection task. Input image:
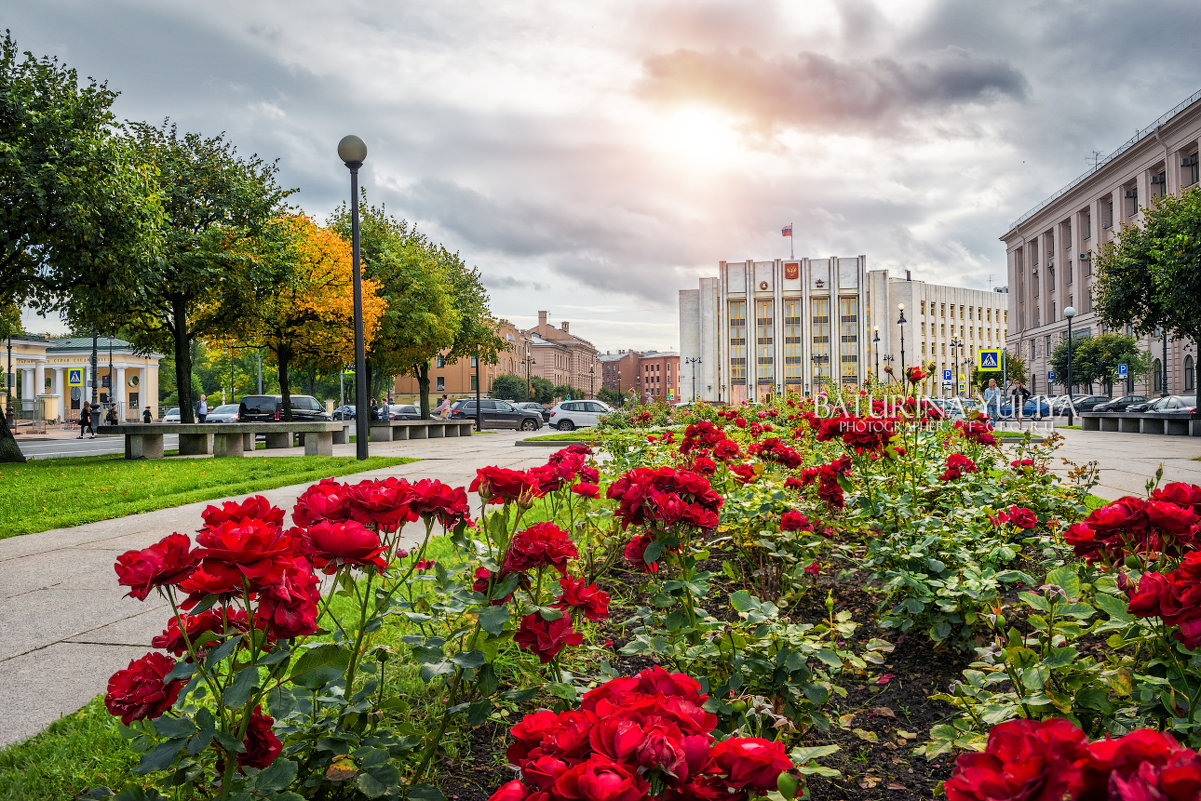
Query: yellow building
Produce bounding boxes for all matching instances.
[2,335,163,423]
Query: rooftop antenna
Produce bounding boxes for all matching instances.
[1087,150,1103,171]
[987,274,993,290]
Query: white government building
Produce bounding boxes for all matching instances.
[678,258,1008,403]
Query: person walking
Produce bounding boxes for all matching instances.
[78,401,92,438]
[1011,379,1032,420]
[434,395,451,419]
[195,394,209,423]
[142,407,153,423]
[983,378,1003,419]
[105,405,118,425]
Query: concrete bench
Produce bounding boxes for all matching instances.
[1080,412,1201,436]
[367,419,475,442]
[97,422,345,459]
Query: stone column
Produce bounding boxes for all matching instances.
[116,367,127,418]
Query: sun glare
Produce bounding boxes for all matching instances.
[644,106,747,169]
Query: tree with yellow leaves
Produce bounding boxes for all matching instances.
[211,213,385,420]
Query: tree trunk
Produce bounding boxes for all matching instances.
[1195,339,1201,410]
[173,297,195,424]
[276,345,293,422]
[0,412,27,463]
[417,364,431,419]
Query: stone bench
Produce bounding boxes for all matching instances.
[1080,412,1201,436]
[367,419,475,442]
[97,422,345,459]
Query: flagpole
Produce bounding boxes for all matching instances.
[790,221,794,259]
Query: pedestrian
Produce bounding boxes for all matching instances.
[983,378,1002,419]
[1012,379,1032,419]
[195,393,209,423]
[78,401,91,438]
[370,398,379,421]
[143,407,153,424]
[434,395,451,419]
[106,405,118,425]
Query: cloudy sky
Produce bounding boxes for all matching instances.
[11,0,1201,352]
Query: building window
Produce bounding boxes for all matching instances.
[1153,359,1162,392]
[940,303,946,317]
[1183,151,1199,187]
[1101,199,1114,229]
[755,298,773,381]
[920,300,926,315]
[1186,356,1195,391]
[811,296,831,385]
[729,300,746,381]
[1082,210,1091,240]
[783,298,802,381]
[436,355,446,368]
[470,374,478,391]
[436,376,445,391]
[838,296,859,385]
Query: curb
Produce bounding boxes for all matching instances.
[515,439,591,447]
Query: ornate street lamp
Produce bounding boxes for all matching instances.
[338,134,370,460]
[950,336,963,397]
[685,356,701,401]
[897,303,907,368]
[1065,306,1076,426]
[589,366,595,399]
[872,328,880,380]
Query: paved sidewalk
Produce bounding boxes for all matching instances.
[1040,427,1201,500]
[0,431,550,747]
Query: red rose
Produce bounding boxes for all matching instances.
[708,736,793,791]
[713,440,741,461]
[514,613,583,663]
[572,482,601,499]
[471,466,543,505]
[1079,728,1201,801]
[256,557,321,639]
[104,652,184,725]
[178,561,246,607]
[1007,506,1038,530]
[587,716,644,764]
[944,718,1088,801]
[780,510,811,532]
[194,518,294,587]
[506,708,565,766]
[292,478,354,527]
[1145,500,1200,536]
[553,756,649,801]
[114,533,198,601]
[299,520,387,573]
[504,523,578,575]
[489,780,532,801]
[406,478,471,527]
[152,607,254,657]
[555,576,610,621]
[350,477,418,532]
[905,366,927,383]
[1151,482,1201,513]
[623,534,658,573]
[239,705,282,769]
[1086,496,1148,535]
[201,495,285,531]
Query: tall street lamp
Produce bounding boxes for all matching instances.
[872,328,880,380]
[524,346,535,400]
[338,134,370,460]
[685,356,701,401]
[589,366,595,399]
[950,336,963,397]
[1159,326,1169,397]
[897,303,907,369]
[1065,306,1076,426]
[474,354,482,432]
[5,336,12,426]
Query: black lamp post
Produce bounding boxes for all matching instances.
[5,336,12,426]
[872,328,880,380]
[685,356,701,401]
[338,134,370,460]
[1160,327,1169,397]
[950,336,963,397]
[897,303,907,368]
[474,354,482,432]
[589,366,595,399]
[524,346,534,400]
[1065,306,1076,426]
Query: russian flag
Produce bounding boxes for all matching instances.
[781,224,793,237]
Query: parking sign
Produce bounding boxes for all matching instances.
[942,369,952,382]
[1048,370,1056,381]
[1118,363,1128,377]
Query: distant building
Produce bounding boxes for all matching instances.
[598,350,642,395]
[523,311,601,396]
[391,320,529,399]
[637,351,680,403]
[1002,89,1201,397]
[1,335,163,422]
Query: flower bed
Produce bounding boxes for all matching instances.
[85,372,1201,800]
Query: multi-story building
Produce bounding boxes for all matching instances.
[598,350,641,395]
[679,257,871,403]
[523,311,601,396]
[636,351,680,403]
[876,276,1009,390]
[679,259,1008,402]
[391,320,529,399]
[1002,89,1201,397]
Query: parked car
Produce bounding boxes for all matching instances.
[332,404,356,420]
[1070,395,1113,413]
[205,404,240,423]
[548,400,615,431]
[1140,395,1199,416]
[386,404,421,421]
[1049,394,1091,415]
[237,394,332,422]
[514,401,551,423]
[996,397,1052,418]
[1093,395,1150,412]
[162,407,181,423]
[448,399,542,430]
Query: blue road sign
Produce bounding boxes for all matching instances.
[1118,363,1128,377]
[942,369,952,382]
[978,349,1001,370]
[1048,370,1056,380]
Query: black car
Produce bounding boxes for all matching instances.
[514,401,551,423]
[1071,395,1113,413]
[332,404,356,420]
[386,404,421,421]
[1093,395,1149,412]
[449,399,542,430]
[238,394,332,422]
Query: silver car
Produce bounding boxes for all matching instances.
[205,404,240,423]
[162,407,181,422]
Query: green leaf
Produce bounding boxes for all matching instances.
[203,635,242,668]
[253,758,297,792]
[1094,592,1134,622]
[790,744,840,762]
[643,539,665,564]
[151,716,194,740]
[478,605,509,636]
[134,739,185,774]
[291,644,351,690]
[419,659,456,682]
[163,660,195,684]
[408,785,446,801]
[1045,565,1081,599]
[451,650,487,669]
[730,590,758,612]
[223,665,258,707]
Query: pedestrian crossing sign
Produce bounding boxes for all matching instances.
[68,368,83,388]
[977,349,1001,370]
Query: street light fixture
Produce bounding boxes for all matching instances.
[897,303,907,369]
[5,336,12,426]
[950,336,963,397]
[685,356,701,401]
[872,328,880,380]
[524,346,535,401]
[338,134,370,460]
[589,366,595,399]
[1065,306,1076,426]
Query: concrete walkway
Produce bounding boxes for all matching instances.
[1042,427,1201,500]
[0,431,550,747]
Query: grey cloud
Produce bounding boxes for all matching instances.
[636,46,1028,134]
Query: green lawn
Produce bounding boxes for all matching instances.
[522,430,599,442]
[0,454,413,539]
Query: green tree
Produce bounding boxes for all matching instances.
[1094,188,1201,404]
[65,121,289,423]
[971,350,1027,393]
[1076,332,1151,395]
[598,386,623,406]
[0,32,161,460]
[440,256,507,414]
[490,373,527,401]
[530,376,555,404]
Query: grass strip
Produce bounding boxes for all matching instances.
[522,431,600,442]
[0,455,413,539]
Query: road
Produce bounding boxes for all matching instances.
[15,435,179,460]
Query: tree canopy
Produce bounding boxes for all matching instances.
[490,374,527,401]
[1094,188,1201,402]
[1049,332,1151,395]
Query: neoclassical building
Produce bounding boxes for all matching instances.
[1002,89,1201,397]
[2,335,163,422]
